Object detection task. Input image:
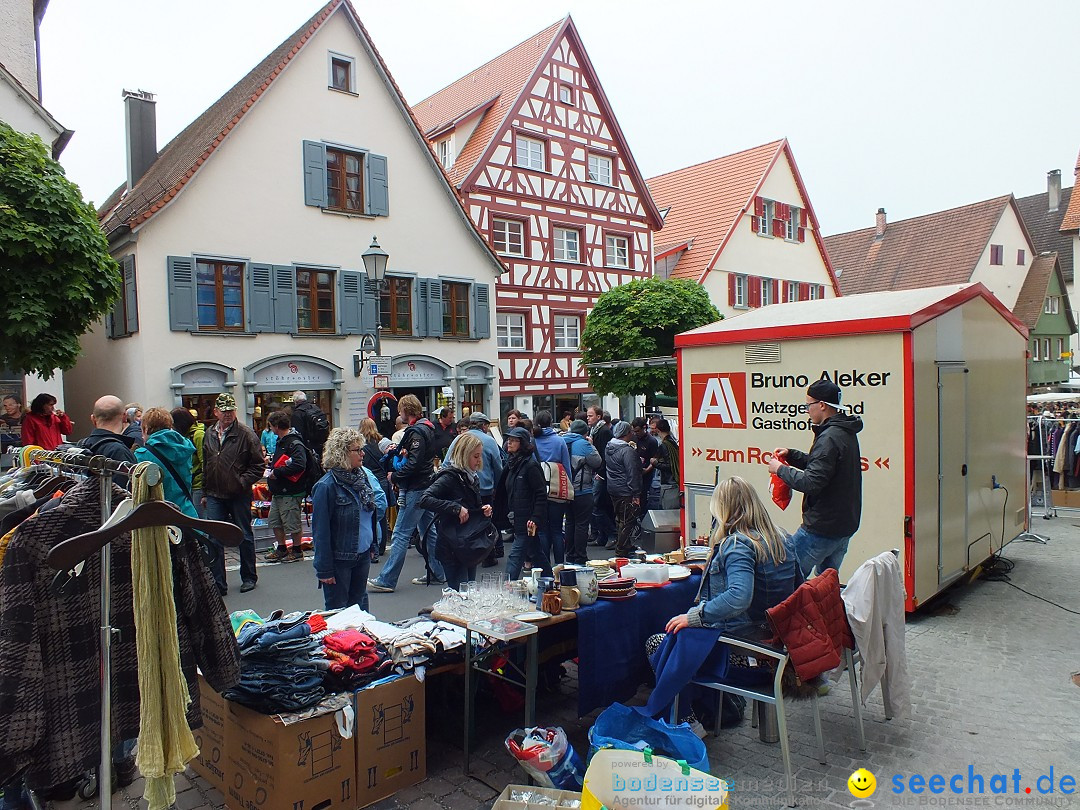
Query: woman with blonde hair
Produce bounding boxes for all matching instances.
[644,477,803,725]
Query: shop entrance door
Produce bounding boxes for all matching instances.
[937,363,969,586]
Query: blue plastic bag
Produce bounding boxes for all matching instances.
[588,702,710,773]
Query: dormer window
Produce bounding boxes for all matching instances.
[329,53,356,94]
[558,84,573,104]
[437,137,454,170]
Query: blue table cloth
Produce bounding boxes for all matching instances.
[574,574,700,717]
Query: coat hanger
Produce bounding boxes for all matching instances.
[46,500,244,571]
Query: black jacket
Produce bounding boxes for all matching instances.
[362,439,391,498]
[420,466,489,565]
[492,454,547,535]
[203,422,265,499]
[267,430,309,497]
[79,429,138,488]
[776,412,863,538]
[391,418,437,491]
[590,422,613,474]
[291,401,326,452]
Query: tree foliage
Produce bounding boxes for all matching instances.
[0,122,120,378]
[581,277,721,397]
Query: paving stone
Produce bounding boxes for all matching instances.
[174,788,210,810]
[204,788,224,806]
[389,785,425,804]
[404,797,443,810]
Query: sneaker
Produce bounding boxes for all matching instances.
[264,547,290,562]
[411,575,446,586]
[239,581,257,593]
[684,711,708,739]
[367,579,394,593]
[282,552,304,563]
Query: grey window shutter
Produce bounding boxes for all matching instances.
[413,279,427,337]
[247,263,274,332]
[106,257,125,338]
[167,255,197,331]
[365,153,389,216]
[361,277,379,334]
[427,279,443,337]
[123,255,139,335]
[273,265,297,333]
[303,140,327,207]
[472,282,490,339]
[340,270,363,334]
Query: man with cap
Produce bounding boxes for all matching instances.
[767,379,863,577]
[562,419,602,565]
[446,412,504,566]
[203,393,265,594]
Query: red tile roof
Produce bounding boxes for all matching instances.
[646,140,837,291]
[97,0,500,274]
[411,17,662,229]
[1060,148,1080,232]
[824,196,1021,296]
[1012,252,1077,333]
[412,21,563,188]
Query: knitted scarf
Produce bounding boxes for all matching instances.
[331,467,376,511]
[131,462,199,810]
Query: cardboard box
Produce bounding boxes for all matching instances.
[224,698,356,810]
[493,784,583,809]
[353,676,426,809]
[189,674,227,792]
[1051,489,1080,508]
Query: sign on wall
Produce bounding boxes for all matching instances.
[253,360,334,388]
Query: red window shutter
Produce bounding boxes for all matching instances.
[797,226,806,242]
[773,217,785,238]
[749,276,762,307]
[799,208,808,227]
[754,197,764,217]
[800,282,810,300]
[729,272,736,306]
[750,215,759,233]
[818,285,826,299]
[779,203,790,220]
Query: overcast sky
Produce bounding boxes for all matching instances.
[39,0,1080,235]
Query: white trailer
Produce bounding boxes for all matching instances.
[675,283,1028,611]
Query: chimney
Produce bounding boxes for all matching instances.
[1048,169,1062,213]
[874,208,886,239]
[123,89,157,190]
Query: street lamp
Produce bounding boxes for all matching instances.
[362,236,389,355]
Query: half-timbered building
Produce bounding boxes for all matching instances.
[413,18,663,421]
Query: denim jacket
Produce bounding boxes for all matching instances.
[687,532,804,631]
[310,468,387,579]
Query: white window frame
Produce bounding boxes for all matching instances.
[1058,338,1065,360]
[809,285,821,300]
[558,84,573,104]
[515,134,545,171]
[605,234,629,268]
[327,51,356,94]
[734,274,748,308]
[492,217,525,257]
[1032,340,1041,361]
[1045,296,1059,315]
[553,315,581,350]
[588,153,613,185]
[757,200,774,236]
[785,206,800,241]
[1043,338,1051,361]
[787,281,799,302]
[436,136,454,170]
[497,313,526,349]
[553,227,580,263]
[760,278,773,307]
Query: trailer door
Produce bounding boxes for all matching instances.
[937,363,969,585]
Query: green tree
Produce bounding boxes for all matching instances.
[0,122,120,378]
[581,277,721,397]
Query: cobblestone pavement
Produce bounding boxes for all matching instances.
[61,521,1079,810]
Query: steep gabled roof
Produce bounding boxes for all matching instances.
[0,58,71,157]
[1016,185,1074,282]
[825,195,1027,296]
[646,139,838,291]
[412,20,562,187]
[1012,252,1077,334]
[1060,149,1080,232]
[411,17,663,229]
[96,0,503,275]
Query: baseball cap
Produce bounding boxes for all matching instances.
[807,379,843,410]
[215,393,238,412]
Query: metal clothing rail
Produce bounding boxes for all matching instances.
[1023,414,1080,532]
[28,449,161,807]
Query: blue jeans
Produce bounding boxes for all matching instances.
[441,558,476,592]
[507,530,548,580]
[372,488,443,588]
[321,555,371,611]
[791,526,851,577]
[541,502,565,569]
[205,494,257,589]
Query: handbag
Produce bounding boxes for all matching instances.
[440,510,498,568]
[541,461,574,503]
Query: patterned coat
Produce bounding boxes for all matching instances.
[0,476,240,790]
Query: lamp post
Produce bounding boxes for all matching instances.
[361,236,389,355]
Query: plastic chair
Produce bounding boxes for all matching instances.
[672,624,866,807]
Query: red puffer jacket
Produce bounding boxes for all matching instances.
[765,568,853,681]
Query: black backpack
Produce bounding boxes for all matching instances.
[307,408,330,448]
[302,444,325,494]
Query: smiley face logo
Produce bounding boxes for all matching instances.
[848,768,877,798]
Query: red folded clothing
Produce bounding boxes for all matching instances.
[307,614,327,633]
[324,629,376,656]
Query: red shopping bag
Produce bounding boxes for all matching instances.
[769,460,791,510]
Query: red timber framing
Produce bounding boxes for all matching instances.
[415,18,663,397]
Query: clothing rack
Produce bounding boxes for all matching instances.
[28,449,161,807]
[1022,414,1080,532]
